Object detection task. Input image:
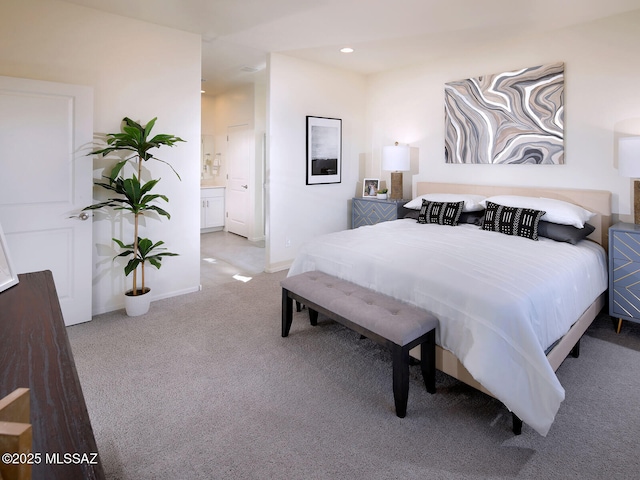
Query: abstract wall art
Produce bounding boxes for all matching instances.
[444,63,564,165]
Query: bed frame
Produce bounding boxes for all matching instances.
[412,182,611,431]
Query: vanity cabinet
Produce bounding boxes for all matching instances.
[201,187,225,231]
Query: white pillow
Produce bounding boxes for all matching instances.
[480,195,595,228]
[404,193,486,212]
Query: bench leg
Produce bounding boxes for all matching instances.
[512,412,523,435]
[281,288,293,337]
[391,345,410,418]
[420,329,436,394]
[308,308,318,326]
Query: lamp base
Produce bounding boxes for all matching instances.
[635,180,640,225]
[390,172,403,200]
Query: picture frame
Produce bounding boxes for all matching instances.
[363,178,380,197]
[306,116,342,185]
[0,222,19,294]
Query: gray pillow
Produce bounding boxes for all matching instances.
[537,221,595,244]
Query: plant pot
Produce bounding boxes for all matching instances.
[377,193,388,199]
[124,288,151,316]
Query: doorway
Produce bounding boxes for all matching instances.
[200,84,266,285]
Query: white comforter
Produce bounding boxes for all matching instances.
[288,219,608,435]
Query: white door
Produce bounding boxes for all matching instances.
[226,125,252,238]
[0,76,93,326]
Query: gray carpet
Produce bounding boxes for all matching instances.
[67,271,640,479]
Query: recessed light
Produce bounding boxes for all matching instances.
[340,47,354,53]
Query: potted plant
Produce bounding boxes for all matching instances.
[377,188,388,200]
[84,117,184,316]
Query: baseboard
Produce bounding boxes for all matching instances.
[91,285,201,316]
[248,234,265,243]
[200,226,223,234]
[264,260,292,273]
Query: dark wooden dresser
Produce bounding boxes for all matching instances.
[0,270,105,480]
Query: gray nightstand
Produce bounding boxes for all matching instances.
[352,197,409,229]
[609,222,640,333]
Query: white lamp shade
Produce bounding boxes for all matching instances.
[382,144,410,171]
[619,137,640,178]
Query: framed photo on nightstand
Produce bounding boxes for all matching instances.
[363,178,380,197]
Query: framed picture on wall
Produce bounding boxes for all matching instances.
[306,116,342,185]
[363,178,380,197]
[0,222,19,294]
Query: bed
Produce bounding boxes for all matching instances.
[288,182,611,436]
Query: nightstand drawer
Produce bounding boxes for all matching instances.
[352,197,408,228]
[353,201,397,222]
[611,231,640,261]
[612,258,640,288]
[611,282,640,318]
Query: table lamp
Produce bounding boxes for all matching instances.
[619,136,640,224]
[382,142,410,200]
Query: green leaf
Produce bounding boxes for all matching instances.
[113,238,133,249]
[148,257,162,269]
[140,178,160,196]
[124,258,141,276]
[145,205,171,219]
[108,160,128,181]
[144,117,157,139]
[140,194,167,205]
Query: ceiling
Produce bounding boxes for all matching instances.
[60,0,640,96]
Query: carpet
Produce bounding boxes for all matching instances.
[67,271,640,479]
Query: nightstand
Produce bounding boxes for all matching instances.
[352,197,409,229]
[609,222,640,333]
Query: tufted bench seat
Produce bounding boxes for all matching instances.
[281,271,438,417]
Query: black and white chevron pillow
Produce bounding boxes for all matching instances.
[482,201,546,240]
[418,200,464,226]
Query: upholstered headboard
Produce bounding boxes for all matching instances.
[415,182,612,249]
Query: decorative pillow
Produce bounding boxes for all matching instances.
[406,209,482,224]
[480,195,594,229]
[537,221,595,245]
[418,200,464,226]
[481,201,546,240]
[403,209,420,220]
[405,194,485,212]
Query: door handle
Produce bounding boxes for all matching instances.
[241,184,248,189]
[69,212,91,221]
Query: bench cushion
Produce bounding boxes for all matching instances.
[281,271,438,346]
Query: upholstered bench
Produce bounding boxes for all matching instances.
[281,271,438,417]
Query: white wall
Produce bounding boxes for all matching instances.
[266,53,367,271]
[367,10,640,221]
[0,0,202,314]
